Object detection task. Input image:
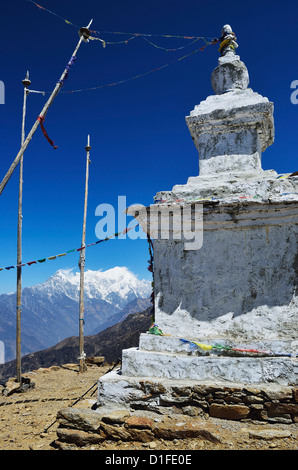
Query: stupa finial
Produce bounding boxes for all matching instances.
[210,24,248,94]
[218,24,238,56]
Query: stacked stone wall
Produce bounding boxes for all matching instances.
[54,382,298,448]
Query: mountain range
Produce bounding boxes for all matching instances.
[0,267,151,363]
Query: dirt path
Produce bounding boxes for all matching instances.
[0,364,297,451]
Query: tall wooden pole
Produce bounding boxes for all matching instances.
[0,20,93,197]
[79,135,91,373]
[16,71,31,383]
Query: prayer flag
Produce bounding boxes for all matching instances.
[37,115,58,149]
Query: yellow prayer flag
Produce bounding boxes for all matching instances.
[194,342,213,351]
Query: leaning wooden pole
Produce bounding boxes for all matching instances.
[0,20,93,196]
[78,135,91,373]
[16,71,31,383]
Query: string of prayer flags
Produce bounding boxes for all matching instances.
[185,339,298,357]
[60,43,217,95]
[27,0,219,96]
[27,0,218,59]
[179,339,213,351]
[27,0,217,45]
[27,0,77,27]
[96,34,217,50]
[0,224,139,273]
[193,342,213,351]
[148,324,298,358]
[277,174,290,179]
[37,115,58,149]
[137,36,217,52]
[102,35,137,46]
[89,35,106,48]
[277,172,298,179]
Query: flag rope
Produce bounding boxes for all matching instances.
[57,41,218,95]
[25,0,219,95]
[26,0,217,46]
[147,235,155,320]
[0,224,139,273]
[148,324,298,358]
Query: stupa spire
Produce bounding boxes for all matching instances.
[218,24,238,56]
[211,24,249,95]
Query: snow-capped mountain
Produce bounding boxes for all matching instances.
[32,267,151,308]
[0,267,151,362]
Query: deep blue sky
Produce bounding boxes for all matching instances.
[0,0,297,294]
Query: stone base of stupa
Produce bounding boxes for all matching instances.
[96,333,298,420]
[111,174,298,414]
[124,334,297,384]
[96,334,298,424]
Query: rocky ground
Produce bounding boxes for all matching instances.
[0,362,297,452]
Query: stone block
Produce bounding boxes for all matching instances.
[209,404,250,420]
[100,410,130,424]
[100,422,132,441]
[56,428,104,446]
[247,429,292,440]
[265,402,298,417]
[264,387,294,401]
[100,422,154,442]
[125,416,154,429]
[153,420,220,443]
[121,347,297,385]
[56,407,102,432]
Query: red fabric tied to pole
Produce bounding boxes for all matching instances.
[37,115,58,149]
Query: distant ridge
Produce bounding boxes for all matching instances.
[0,306,153,385]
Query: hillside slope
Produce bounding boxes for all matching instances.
[0,306,153,384]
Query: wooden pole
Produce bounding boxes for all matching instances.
[16,71,31,383]
[78,135,91,373]
[0,20,93,196]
